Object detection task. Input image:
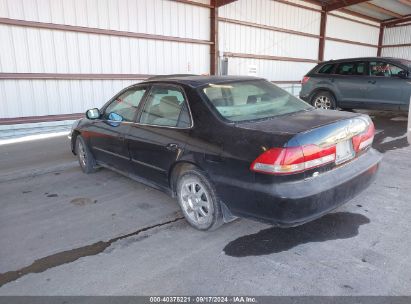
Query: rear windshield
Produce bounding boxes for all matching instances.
[202,80,312,122]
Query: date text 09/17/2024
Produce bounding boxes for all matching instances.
[149,296,257,303]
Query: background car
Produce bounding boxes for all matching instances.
[70,75,382,231]
[300,57,411,112]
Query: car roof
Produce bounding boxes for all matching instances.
[320,57,408,65]
[141,75,264,88]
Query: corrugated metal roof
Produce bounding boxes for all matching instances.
[345,4,393,20]
[306,0,411,25]
[371,0,411,16]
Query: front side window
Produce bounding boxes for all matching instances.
[397,59,411,69]
[103,87,147,122]
[202,80,311,122]
[369,61,405,77]
[139,86,191,128]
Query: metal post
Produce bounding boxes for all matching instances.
[377,25,384,57]
[210,0,219,75]
[318,6,327,62]
[408,96,411,144]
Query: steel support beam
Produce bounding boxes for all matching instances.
[377,25,384,57]
[210,0,219,75]
[318,6,327,62]
[383,15,411,27]
[216,0,237,7]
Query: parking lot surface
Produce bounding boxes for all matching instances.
[0,111,410,295]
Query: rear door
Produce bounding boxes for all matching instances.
[364,61,408,110]
[126,84,192,187]
[332,61,370,108]
[88,85,149,171]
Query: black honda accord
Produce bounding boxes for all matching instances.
[69,75,382,231]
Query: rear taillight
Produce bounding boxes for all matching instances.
[251,116,375,175]
[302,76,310,85]
[352,121,375,152]
[250,145,336,175]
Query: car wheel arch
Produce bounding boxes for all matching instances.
[310,88,339,106]
[169,161,205,197]
[71,130,81,154]
[170,161,235,226]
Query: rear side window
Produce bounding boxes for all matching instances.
[355,62,367,75]
[336,62,366,76]
[139,86,191,128]
[317,64,335,74]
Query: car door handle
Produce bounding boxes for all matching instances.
[368,80,376,84]
[166,143,179,151]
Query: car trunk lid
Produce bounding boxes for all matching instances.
[236,109,362,135]
[244,110,375,177]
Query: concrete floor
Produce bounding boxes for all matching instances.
[0,111,410,295]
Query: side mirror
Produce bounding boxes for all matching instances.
[108,112,123,122]
[86,108,100,120]
[398,70,409,79]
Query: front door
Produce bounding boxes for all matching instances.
[127,84,192,187]
[365,61,408,110]
[89,85,149,171]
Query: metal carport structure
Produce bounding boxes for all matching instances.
[0,0,410,135]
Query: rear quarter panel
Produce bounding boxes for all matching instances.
[182,86,297,213]
[302,75,338,102]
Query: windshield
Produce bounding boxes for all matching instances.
[398,59,411,68]
[202,80,312,122]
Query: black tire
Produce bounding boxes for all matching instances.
[311,90,337,110]
[176,168,223,231]
[75,135,97,174]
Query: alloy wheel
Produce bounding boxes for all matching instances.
[314,96,332,109]
[78,141,87,167]
[180,178,212,225]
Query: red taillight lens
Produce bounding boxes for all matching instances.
[250,145,336,175]
[302,76,310,85]
[352,121,375,152]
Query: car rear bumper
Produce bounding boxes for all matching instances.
[216,148,382,227]
[299,94,309,102]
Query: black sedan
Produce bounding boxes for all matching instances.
[69,75,382,231]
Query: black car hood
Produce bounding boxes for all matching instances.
[235,109,361,135]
